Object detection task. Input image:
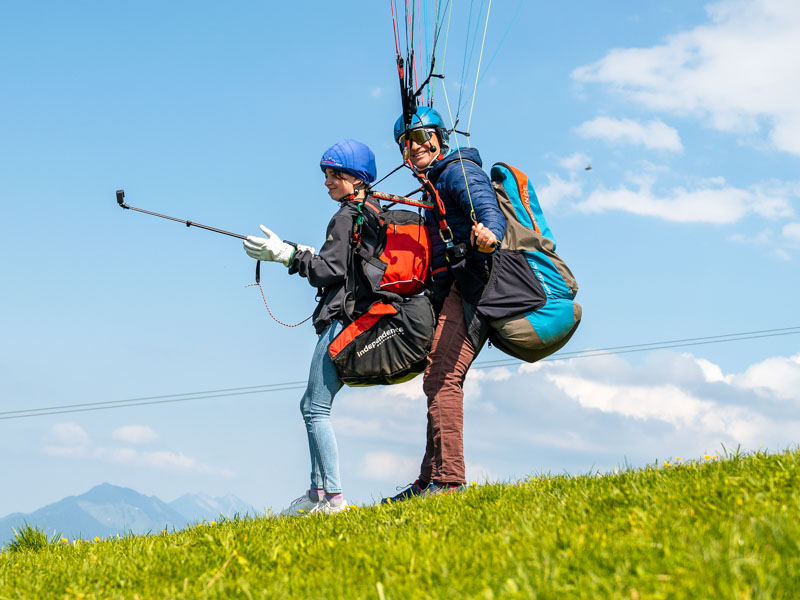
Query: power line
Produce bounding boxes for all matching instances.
[0,382,306,418]
[472,326,800,369]
[0,385,307,421]
[3,327,798,421]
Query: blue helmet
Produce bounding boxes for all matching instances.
[393,106,450,151]
[319,139,377,184]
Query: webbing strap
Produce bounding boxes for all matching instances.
[352,201,365,245]
[412,167,454,245]
[372,191,434,210]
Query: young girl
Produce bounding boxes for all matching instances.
[243,139,382,515]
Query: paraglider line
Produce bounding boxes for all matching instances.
[466,0,492,136]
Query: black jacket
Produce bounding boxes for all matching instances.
[288,195,383,334]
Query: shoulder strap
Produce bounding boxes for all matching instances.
[412,167,469,263]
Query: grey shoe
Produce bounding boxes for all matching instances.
[279,491,319,517]
[309,497,350,515]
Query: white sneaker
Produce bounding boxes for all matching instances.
[309,497,350,515]
[279,492,319,517]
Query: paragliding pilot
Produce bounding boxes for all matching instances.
[383,107,506,501]
[243,139,383,515]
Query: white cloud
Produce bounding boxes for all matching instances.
[784,222,800,242]
[576,117,683,151]
[575,178,795,224]
[46,422,90,446]
[370,87,384,99]
[334,384,426,444]
[503,350,800,459]
[537,152,592,211]
[538,174,583,211]
[774,248,792,261]
[42,445,87,458]
[732,353,800,401]
[546,374,765,443]
[334,368,510,449]
[465,463,497,484]
[572,0,800,155]
[729,229,774,245]
[139,451,233,476]
[341,384,425,420]
[334,348,800,490]
[103,447,138,463]
[549,376,685,424]
[339,367,509,426]
[526,430,603,453]
[42,425,232,477]
[463,367,511,413]
[332,349,800,495]
[559,152,592,172]
[112,425,158,444]
[359,452,497,488]
[379,377,425,402]
[360,451,419,482]
[692,356,731,384]
[334,416,393,439]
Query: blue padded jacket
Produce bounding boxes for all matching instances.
[424,147,506,276]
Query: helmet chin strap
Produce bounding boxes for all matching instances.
[335,185,367,203]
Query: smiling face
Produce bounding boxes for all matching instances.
[408,139,439,170]
[323,168,362,201]
[403,129,441,171]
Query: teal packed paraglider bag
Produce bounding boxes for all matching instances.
[478,163,582,362]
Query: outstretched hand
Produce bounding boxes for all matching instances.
[243,225,295,266]
[470,222,498,253]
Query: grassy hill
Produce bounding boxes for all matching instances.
[2,449,799,599]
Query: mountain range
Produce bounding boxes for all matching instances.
[0,483,257,546]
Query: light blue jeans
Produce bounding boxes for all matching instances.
[300,321,344,494]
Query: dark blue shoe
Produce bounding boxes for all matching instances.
[421,482,467,498]
[381,479,428,504]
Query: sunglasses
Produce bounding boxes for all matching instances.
[397,128,436,146]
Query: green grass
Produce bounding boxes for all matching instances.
[4,524,60,554]
[2,449,800,599]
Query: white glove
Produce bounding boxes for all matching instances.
[243,225,295,266]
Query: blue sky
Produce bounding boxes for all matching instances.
[1,0,798,516]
